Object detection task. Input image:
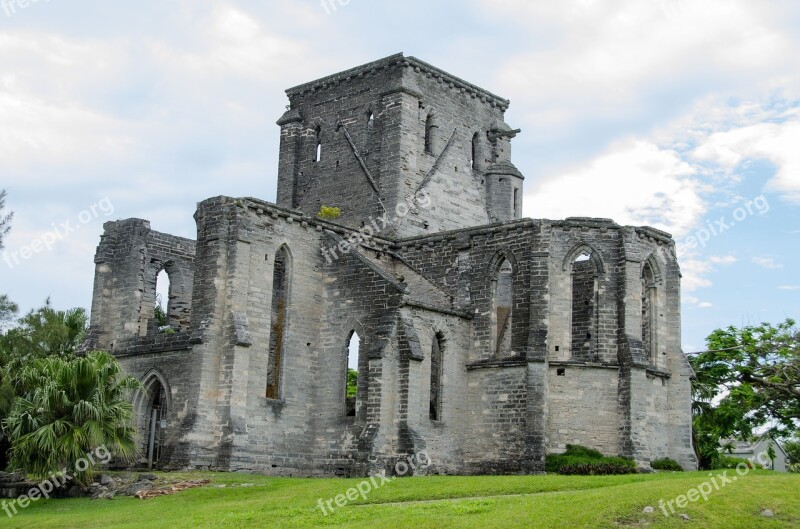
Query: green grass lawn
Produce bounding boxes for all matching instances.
[3,470,798,528]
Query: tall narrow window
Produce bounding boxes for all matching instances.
[471,132,480,170]
[314,126,322,162]
[493,259,514,357]
[642,262,656,364]
[513,188,520,219]
[424,113,436,154]
[154,269,170,329]
[266,247,290,399]
[571,252,598,361]
[345,331,360,417]
[429,332,444,420]
[365,112,374,150]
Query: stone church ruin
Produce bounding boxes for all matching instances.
[84,54,698,475]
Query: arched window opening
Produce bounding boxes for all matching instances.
[429,332,445,421]
[424,113,436,154]
[571,251,598,361]
[365,112,374,150]
[345,331,360,417]
[471,132,480,170]
[155,269,171,330]
[266,247,290,399]
[143,379,167,470]
[493,259,514,357]
[314,126,322,162]
[642,262,657,364]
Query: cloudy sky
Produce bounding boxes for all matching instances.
[1,0,797,351]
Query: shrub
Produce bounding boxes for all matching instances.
[546,444,636,474]
[562,444,604,459]
[317,206,342,220]
[712,455,756,470]
[558,463,637,476]
[651,458,683,471]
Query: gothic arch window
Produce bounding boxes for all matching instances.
[147,260,189,333]
[471,132,481,170]
[429,331,445,421]
[569,248,601,361]
[491,255,514,357]
[365,111,374,150]
[345,330,360,417]
[266,246,291,399]
[314,126,322,162]
[424,113,437,154]
[155,268,171,329]
[642,260,657,365]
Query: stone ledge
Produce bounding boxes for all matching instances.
[113,334,194,357]
[466,357,528,371]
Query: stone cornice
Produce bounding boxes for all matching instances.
[285,53,510,110]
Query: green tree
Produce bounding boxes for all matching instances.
[0,301,87,363]
[0,295,17,326]
[690,318,800,469]
[0,190,16,326]
[785,440,800,472]
[0,189,12,249]
[346,368,358,398]
[785,440,800,465]
[3,351,141,486]
[0,301,88,469]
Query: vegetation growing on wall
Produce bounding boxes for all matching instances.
[316,206,342,220]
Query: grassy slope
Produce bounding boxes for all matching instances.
[3,471,798,528]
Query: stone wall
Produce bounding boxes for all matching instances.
[84,218,195,351]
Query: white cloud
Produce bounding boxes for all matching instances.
[708,255,737,265]
[481,0,798,130]
[679,258,714,292]
[153,6,315,82]
[752,256,783,269]
[692,111,800,202]
[698,302,713,308]
[525,140,706,237]
[0,33,137,174]
[778,285,800,290]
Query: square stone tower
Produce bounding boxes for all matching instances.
[275,53,525,237]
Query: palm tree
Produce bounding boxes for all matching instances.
[3,351,142,486]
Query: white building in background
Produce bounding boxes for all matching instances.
[723,436,789,472]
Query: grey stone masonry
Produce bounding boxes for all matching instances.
[85,54,697,476]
